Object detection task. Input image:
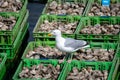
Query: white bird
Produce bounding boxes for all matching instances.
[48,30,90,53]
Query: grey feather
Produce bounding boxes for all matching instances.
[64,38,87,49]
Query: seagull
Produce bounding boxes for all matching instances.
[48,30,90,53]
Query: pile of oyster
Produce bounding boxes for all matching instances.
[26,46,66,59]
[47,1,85,15]
[0,16,16,30]
[88,3,120,16]
[80,24,120,35]
[67,67,108,80]
[73,48,115,61]
[0,0,23,12]
[19,64,61,79]
[38,20,78,34]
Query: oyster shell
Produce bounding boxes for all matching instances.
[47,1,85,15]
[0,0,22,12]
[38,20,78,34]
[88,3,120,16]
[0,16,16,31]
[80,24,120,35]
[67,67,108,80]
[19,64,61,80]
[73,48,115,61]
[26,46,66,59]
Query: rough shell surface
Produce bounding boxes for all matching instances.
[38,20,78,34]
[19,64,61,79]
[88,3,120,16]
[67,67,108,80]
[80,24,120,35]
[73,48,115,61]
[0,0,23,12]
[0,16,16,31]
[26,46,66,59]
[47,1,85,15]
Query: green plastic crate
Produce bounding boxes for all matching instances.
[0,10,28,45]
[0,53,7,71]
[110,49,120,80]
[85,0,120,16]
[0,53,7,80]
[33,15,81,41]
[116,72,120,80]
[4,24,29,60]
[75,16,120,42]
[5,23,29,70]
[42,0,88,16]
[70,42,119,62]
[60,60,113,80]
[12,59,66,80]
[0,22,29,60]
[0,0,28,15]
[0,65,6,80]
[22,41,70,60]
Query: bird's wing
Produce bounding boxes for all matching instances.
[64,38,88,49]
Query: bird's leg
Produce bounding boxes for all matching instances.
[58,52,65,63]
[67,52,72,63]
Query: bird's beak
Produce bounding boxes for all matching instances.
[48,33,53,36]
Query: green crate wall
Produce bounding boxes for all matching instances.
[75,16,120,42]
[21,41,70,60]
[0,0,28,16]
[1,23,28,61]
[85,0,120,16]
[60,60,114,80]
[0,11,29,46]
[111,58,120,80]
[5,23,29,71]
[69,42,119,62]
[0,11,29,60]
[0,54,7,70]
[111,45,120,80]
[0,10,28,45]
[0,54,7,80]
[12,59,66,80]
[42,0,88,16]
[6,23,29,72]
[33,15,81,41]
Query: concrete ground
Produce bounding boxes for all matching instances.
[27,1,45,41]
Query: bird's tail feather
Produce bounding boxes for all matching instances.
[82,42,90,48]
[75,45,90,52]
[81,45,90,49]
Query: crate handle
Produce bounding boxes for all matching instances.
[100,16,110,18]
[57,14,67,16]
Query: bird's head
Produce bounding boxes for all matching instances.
[48,29,61,37]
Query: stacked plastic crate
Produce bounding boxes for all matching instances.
[0,54,7,80]
[79,0,120,80]
[112,57,120,80]
[13,0,120,80]
[0,0,29,79]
